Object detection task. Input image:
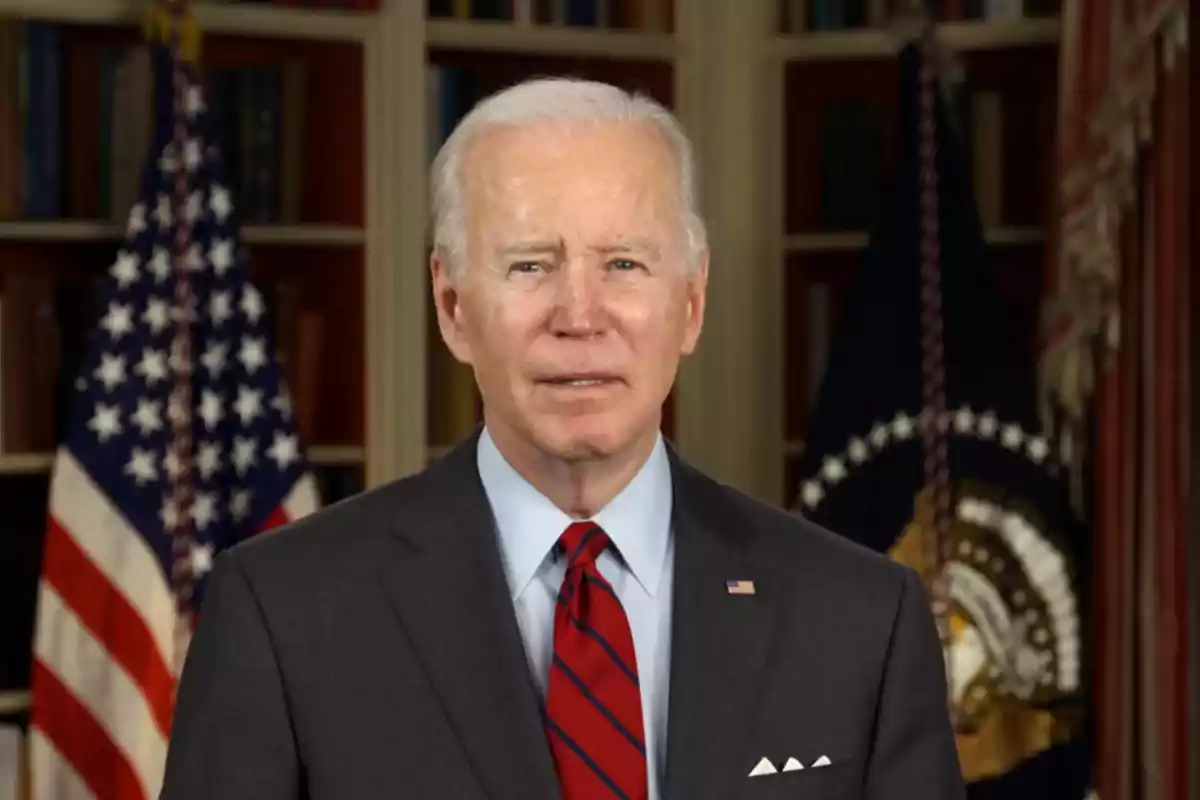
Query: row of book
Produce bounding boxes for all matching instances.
[0,19,307,225]
[428,0,672,30]
[786,0,1060,32]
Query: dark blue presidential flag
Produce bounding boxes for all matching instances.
[792,39,1093,799]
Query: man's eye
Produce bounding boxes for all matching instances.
[610,258,642,271]
[509,261,543,274]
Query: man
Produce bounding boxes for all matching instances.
[160,77,964,800]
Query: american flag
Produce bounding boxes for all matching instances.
[27,33,320,800]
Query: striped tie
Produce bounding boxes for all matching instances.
[545,522,648,800]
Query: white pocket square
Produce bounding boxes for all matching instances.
[748,757,777,777]
[749,754,833,777]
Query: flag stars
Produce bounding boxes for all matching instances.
[799,408,1064,512]
[232,436,257,475]
[1001,424,1024,451]
[209,239,234,276]
[230,488,252,521]
[136,348,169,386]
[977,411,998,438]
[88,402,122,442]
[149,246,171,283]
[154,193,173,228]
[184,84,205,119]
[190,491,217,530]
[93,352,127,392]
[124,447,158,486]
[267,431,299,471]
[110,251,140,289]
[821,456,846,484]
[199,389,224,431]
[240,285,265,325]
[183,138,203,173]
[197,441,223,480]
[209,184,232,223]
[210,290,233,326]
[235,385,264,426]
[201,340,228,378]
[847,436,869,464]
[126,203,147,237]
[238,336,267,374]
[159,146,179,175]
[101,302,135,341]
[131,398,163,437]
[190,542,215,578]
[143,297,171,335]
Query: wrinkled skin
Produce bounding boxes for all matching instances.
[430,118,708,516]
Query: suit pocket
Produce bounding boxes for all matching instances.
[740,764,857,799]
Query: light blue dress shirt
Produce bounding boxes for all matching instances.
[476,427,675,800]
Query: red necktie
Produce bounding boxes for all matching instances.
[545,522,648,800]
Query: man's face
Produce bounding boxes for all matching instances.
[431,119,707,463]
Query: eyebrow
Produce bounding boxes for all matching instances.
[494,237,662,259]
[593,238,661,258]
[496,240,564,258]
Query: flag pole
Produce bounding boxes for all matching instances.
[145,0,203,676]
[892,0,960,731]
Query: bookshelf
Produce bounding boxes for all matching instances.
[0,0,1071,522]
[771,1,1063,507]
[0,0,703,731]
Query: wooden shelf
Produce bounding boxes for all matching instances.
[774,17,1060,61]
[0,220,365,247]
[308,445,366,466]
[0,689,30,715]
[426,18,677,60]
[0,453,55,475]
[0,0,375,41]
[0,446,363,476]
[783,226,1044,253]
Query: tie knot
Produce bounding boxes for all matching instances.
[558,522,610,569]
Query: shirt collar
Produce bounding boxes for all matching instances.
[476,427,673,601]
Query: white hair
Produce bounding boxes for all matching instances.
[429,77,708,279]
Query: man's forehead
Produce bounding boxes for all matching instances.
[464,118,675,175]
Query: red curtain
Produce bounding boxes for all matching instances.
[1038,1,1191,799]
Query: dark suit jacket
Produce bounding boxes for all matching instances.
[160,433,965,799]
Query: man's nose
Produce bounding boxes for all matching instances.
[549,263,604,337]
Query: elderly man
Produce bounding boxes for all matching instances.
[161,77,964,800]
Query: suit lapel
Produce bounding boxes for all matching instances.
[377,435,560,800]
[663,455,778,800]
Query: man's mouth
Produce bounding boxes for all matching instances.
[538,374,622,387]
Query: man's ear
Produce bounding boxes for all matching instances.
[680,249,708,356]
[430,249,473,366]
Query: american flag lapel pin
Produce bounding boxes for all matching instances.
[726,579,756,596]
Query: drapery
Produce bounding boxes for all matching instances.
[1037,1,1191,799]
